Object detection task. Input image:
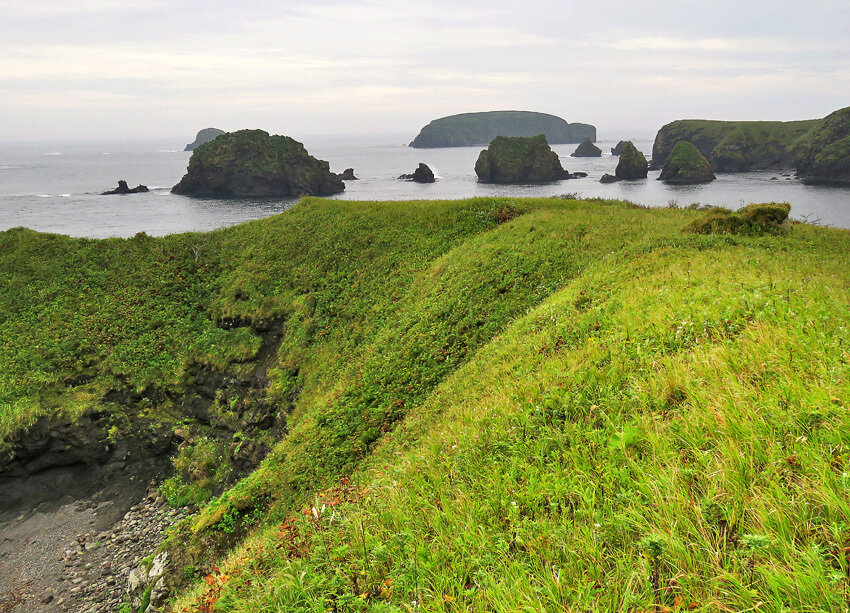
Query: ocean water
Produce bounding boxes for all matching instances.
[1,136,849,238]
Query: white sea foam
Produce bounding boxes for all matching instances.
[44,152,62,156]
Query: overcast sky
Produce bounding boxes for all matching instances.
[2,0,848,142]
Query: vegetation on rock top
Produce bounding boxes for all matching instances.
[659,141,716,185]
[794,106,850,185]
[474,135,569,183]
[615,141,648,180]
[172,129,344,198]
[410,111,595,148]
[650,119,816,172]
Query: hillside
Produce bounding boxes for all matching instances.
[409,111,596,148]
[650,119,818,171]
[1,198,849,612]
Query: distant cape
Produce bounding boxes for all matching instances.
[184,128,226,152]
[410,111,596,148]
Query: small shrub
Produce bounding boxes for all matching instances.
[684,202,791,235]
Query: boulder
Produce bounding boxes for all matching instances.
[659,141,716,185]
[611,141,628,156]
[398,163,435,183]
[794,106,850,186]
[171,129,344,198]
[600,173,618,184]
[184,128,225,151]
[474,135,570,183]
[614,142,648,180]
[101,180,149,195]
[570,137,602,158]
[337,168,358,181]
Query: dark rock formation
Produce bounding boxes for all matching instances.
[171,129,344,198]
[611,141,628,156]
[398,163,436,183]
[600,173,618,184]
[337,168,358,181]
[571,138,602,158]
[684,202,791,235]
[410,111,595,148]
[794,106,850,186]
[659,141,716,185]
[649,119,816,171]
[184,128,225,152]
[474,135,570,183]
[615,142,648,180]
[101,180,149,195]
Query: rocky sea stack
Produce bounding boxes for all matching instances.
[615,142,648,180]
[611,140,628,156]
[184,128,225,152]
[794,106,850,186]
[101,180,149,195]
[410,111,595,148]
[659,141,716,185]
[571,137,602,158]
[399,163,436,183]
[172,129,344,198]
[475,135,569,183]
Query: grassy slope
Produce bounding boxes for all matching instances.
[2,198,849,612]
[651,119,817,171]
[168,203,850,612]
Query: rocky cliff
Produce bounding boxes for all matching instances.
[794,106,850,186]
[172,129,344,198]
[410,111,595,148]
[650,119,816,171]
[474,135,569,183]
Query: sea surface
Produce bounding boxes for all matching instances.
[1,136,849,238]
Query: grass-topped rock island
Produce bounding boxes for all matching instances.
[1,195,849,613]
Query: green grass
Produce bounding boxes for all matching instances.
[2,197,849,612]
[176,204,849,612]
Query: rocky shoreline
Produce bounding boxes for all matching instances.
[0,485,191,613]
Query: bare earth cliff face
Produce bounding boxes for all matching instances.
[172,129,344,198]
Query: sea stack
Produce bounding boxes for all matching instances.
[659,141,716,185]
[475,135,569,183]
[172,129,344,197]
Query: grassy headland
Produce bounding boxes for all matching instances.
[1,197,849,612]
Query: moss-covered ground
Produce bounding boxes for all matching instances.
[2,197,849,612]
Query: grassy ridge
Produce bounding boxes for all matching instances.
[168,205,849,612]
[2,198,848,612]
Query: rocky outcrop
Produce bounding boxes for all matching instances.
[101,180,149,195]
[659,141,716,185]
[474,135,570,183]
[337,168,358,181]
[600,174,617,184]
[398,163,436,183]
[410,111,595,148]
[650,118,816,171]
[172,130,344,198]
[615,142,648,180]
[794,106,850,186]
[571,138,602,158]
[184,128,225,152]
[611,141,628,156]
